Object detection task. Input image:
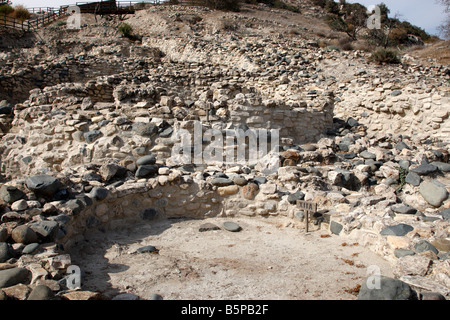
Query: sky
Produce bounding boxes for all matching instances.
[8,0,449,37]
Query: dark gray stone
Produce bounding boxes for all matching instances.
[431,161,450,172]
[136,154,157,166]
[347,117,359,127]
[136,245,159,254]
[410,163,437,175]
[0,242,12,263]
[380,224,414,236]
[358,276,418,300]
[89,187,109,201]
[391,205,417,215]
[287,191,305,204]
[419,292,446,300]
[199,223,221,232]
[0,268,30,289]
[86,216,100,228]
[439,208,450,221]
[414,240,439,254]
[253,177,267,185]
[394,249,415,258]
[22,243,40,255]
[26,175,61,197]
[0,228,7,242]
[405,172,421,186]
[83,130,103,144]
[159,126,173,138]
[135,165,158,178]
[210,177,233,187]
[133,122,158,137]
[232,176,248,186]
[27,285,54,300]
[391,90,402,96]
[0,185,25,204]
[330,221,343,235]
[222,222,241,232]
[140,208,160,221]
[64,199,85,215]
[360,151,376,160]
[395,141,410,151]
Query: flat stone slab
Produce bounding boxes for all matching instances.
[136,245,159,254]
[222,222,241,232]
[380,224,414,236]
[199,223,221,232]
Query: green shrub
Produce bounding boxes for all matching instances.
[118,23,133,37]
[369,48,401,65]
[0,4,13,16]
[11,5,31,21]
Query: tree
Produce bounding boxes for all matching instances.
[436,0,450,39]
[325,2,368,40]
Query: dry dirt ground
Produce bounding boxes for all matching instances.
[70,216,393,300]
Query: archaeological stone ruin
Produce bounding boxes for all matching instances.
[0,0,449,301]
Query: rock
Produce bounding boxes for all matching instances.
[410,163,437,175]
[83,130,103,143]
[330,221,343,235]
[89,187,109,201]
[242,183,259,200]
[150,293,163,300]
[99,163,121,181]
[0,185,25,204]
[232,175,247,186]
[27,285,54,300]
[0,268,30,289]
[419,292,446,300]
[2,283,31,300]
[294,211,305,221]
[133,122,158,137]
[11,225,38,244]
[360,151,376,160]
[419,180,449,207]
[395,141,410,151]
[217,185,239,196]
[253,177,267,185]
[29,221,59,241]
[136,154,157,166]
[414,240,439,254]
[135,165,158,178]
[136,245,159,254]
[396,255,432,277]
[0,228,7,242]
[140,208,160,220]
[199,223,221,232]
[22,243,40,255]
[112,293,140,300]
[394,249,415,259]
[210,177,233,187]
[222,222,241,232]
[287,191,305,204]
[430,161,450,172]
[431,239,450,252]
[11,199,28,211]
[26,175,61,197]
[0,242,12,263]
[61,291,101,300]
[302,144,317,151]
[439,208,450,221]
[405,172,421,186]
[358,276,417,300]
[380,224,414,236]
[391,205,417,215]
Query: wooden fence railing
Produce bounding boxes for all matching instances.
[0,0,196,32]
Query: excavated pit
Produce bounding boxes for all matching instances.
[69,215,394,300]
